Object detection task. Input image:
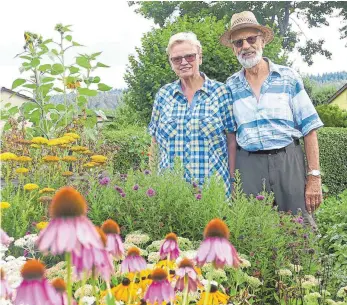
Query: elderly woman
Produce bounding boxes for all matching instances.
[148,32,236,195]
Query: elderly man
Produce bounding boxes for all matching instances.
[149,32,236,195]
[220,11,324,222]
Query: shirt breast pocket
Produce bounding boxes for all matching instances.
[156,116,178,149]
[199,115,225,140]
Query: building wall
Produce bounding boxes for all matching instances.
[331,89,347,111]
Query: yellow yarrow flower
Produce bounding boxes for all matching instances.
[47,139,60,146]
[62,156,77,162]
[60,136,75,143]
[24,183,39,191]
[36,222,48,230]
[64,132,80,139]
[0,152,17,161]
[42,155,60,162]
[91,155,107,163]
[39,187,55,194]
[15,156,32,162]
[62,171,73,177]
[83,162,96,168]
[15,167,29,174]
[30,144,40,149]
[0,202,10,209]
[71,146,88,152]
[80,150,93,155]
[31,137,48,145]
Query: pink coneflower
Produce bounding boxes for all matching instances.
[36,187,103,255]
[146,188,156,197]
[15,260,60,305]
[196,218,241,269]
[101,219,124,260]
[121,247,147,274]
[51,278,77,305]
[1,269,13,300]
[160,233,180,260]
[175,258,200,292]
[72,227,114,281]
[144,268,174,304]
[0,229,12,247]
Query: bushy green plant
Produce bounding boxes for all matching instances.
[102,126,151,174]
[317,127,347,195]
[316,105,347,127]
[311,85,337,106]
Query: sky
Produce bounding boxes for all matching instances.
[0,1,346,91]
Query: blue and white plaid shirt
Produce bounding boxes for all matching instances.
[148,74,235,194]
[226,58,323,151]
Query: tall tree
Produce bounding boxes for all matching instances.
[129,1,347,65]
[124,16,286,124]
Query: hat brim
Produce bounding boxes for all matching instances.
[220,24,274,48]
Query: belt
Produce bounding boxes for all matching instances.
[238,139,300,155]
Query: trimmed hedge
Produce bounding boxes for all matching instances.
[103,126,347,195]
[318,127,347,195]
[316,104,347,127]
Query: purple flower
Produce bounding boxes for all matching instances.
[256,195,265,201]
[195,194,202,200]
[144,169,151,175]
[294,216,304,225]
[114,185,124,193]
[133,184,139,191]
[146,188,156,197]
[120,193,126,198]
[192,181,198,188]
[303,233,308,239]
[99,177,110,186]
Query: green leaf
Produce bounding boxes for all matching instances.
[23,84,37,89]
[77,95,87,107]
[41,77,55,83]
[91,51,102,59]
[72,41,83,47]
[12,78,26,89]
[22,102,38,113]
[105,291,116,305]
[39,83,54,97]
[53,87,64,93]
[4,103,11,108]
[38,64,51,72]
[96,62,110,68]
[51,63,64,75]
[92,76,100,83]
[98,83,112,91]
[3,122,11,131]
[31,58,40,67]
[43,103,56,111]
[77,88,98,96]
[51,49,59,56]
[42,39,53,44]
[69,66,80,74]
[56,104,66,111]
[20,55,32,61]
[76,56,90,69]
[8,106,19,115]
[65,35,72,42]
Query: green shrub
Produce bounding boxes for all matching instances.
[317,127,347,195]
[102,126,151,174]
[316,104,347,127]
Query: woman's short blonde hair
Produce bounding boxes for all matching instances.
[166,32,202,54]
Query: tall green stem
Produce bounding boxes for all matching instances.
[203,272,213,305]
[182,274,189,305]
[65,252,72,305]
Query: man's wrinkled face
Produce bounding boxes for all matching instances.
[169,42,202,79]
[231,28,265,69]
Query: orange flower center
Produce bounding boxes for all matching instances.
[102,219,120,234]
[204,218,230,239]
[151,268,168,282]
[50,187,87,218]
[165,232,178,242]
[178,258,194,269]
[127,246,140,256]
[0,268,5,280]
[51,278,66,292]
[21,259,45,280]
[95,227,107,247]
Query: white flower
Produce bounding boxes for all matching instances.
[239,258,251,268]
[289,264,303,272]
[147,252,160,263]
[326,299,338,305]
[337,286,347,298]
[304,292,321,302]
[277,269,292,277]
[125,232,150,245]
[80,296,96,305]
[245,275,262,288]
[74,285,97,298]
[301,280,318,289]
[0,298,14,305]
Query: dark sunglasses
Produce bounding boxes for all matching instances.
[170,53,198,65]
[231,35,262,48]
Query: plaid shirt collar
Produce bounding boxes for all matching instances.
[236,57,282,85]
[172,72,212,99]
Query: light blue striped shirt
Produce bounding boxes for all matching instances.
[226,58,323,151]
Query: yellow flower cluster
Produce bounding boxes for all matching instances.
[31,137,48,145]
[83,162,97,168]
[24,183,39,191]
[15,156,32,162]
[91,155,107,163]
[15,167,29,174]
[62,171,73,177]
[30,144,40,149]
[80,150,92,155]
[47,136,76,146]
[0,152,17,161]
[64,132,80,139]
[70,146,88,152]
[62,156,78,162]
[0,202,10,209]
[36,222,49,230]
[39,188,55,194]
[42,156,60,163]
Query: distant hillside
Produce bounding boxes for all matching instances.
[50,89,124,110]
[308,71,347,87]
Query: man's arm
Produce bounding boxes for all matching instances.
[226,132,237,180]
[303,130,323,213]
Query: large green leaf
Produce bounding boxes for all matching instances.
[53,87,64,93]
[91,52,102,59]
[41,77,55,83]
[38,64,51,72]
[12,78,26,89]
[96,62,110,68]
[92,76,100,83]
[77,95,88,107]
[51,63,64,75]
[98,83,112,91]
[31,58,40,67]
[77,88,98,96]
[76,57,91,69]
[23,84,37,89]
[69,66,80,74]
[20,55,32,61]
[65,35,72,42]
[72,41,83,47]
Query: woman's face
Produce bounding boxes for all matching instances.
[169,41,202,80]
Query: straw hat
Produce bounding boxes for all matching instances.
[220,11,274,48]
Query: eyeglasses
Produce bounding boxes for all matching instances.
[170,53,198,65]
[231,35,262,48]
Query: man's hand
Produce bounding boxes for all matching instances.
[305,176,323,213]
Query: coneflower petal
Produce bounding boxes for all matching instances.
[37,222,58,252]
[197,238,210,261]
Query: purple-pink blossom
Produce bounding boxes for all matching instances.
[146,188,156,197]
[99,177,111,186]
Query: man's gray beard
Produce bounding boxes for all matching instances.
[237,49,263,69]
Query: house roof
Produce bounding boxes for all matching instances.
[327,82,347,104]
[1,87,35,102]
